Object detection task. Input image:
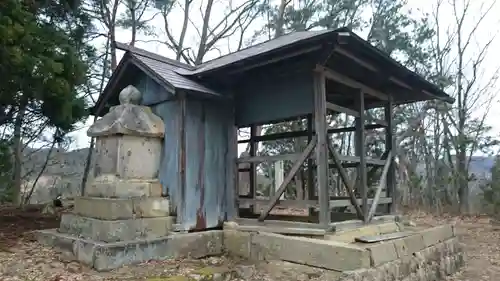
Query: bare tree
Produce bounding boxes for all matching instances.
[156,0,261,65]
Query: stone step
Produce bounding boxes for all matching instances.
[59,213,175,242]
[85,176,163,198]
[74,196,172,220]
[36,228,223,271]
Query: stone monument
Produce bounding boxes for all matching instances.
[37,85,199,271]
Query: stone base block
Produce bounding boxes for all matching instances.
[74,196,172,220]
[340,237,465,281]
[36,229,223,271]
[59,213,174,242]
[326,221,400,243]
[85,176,163,198]
[224,230,371,271]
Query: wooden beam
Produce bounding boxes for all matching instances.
[237,124,385,144]
[238,197,393,209]
[367,150,393,222]
[326,102,360,117]
[315,65,388,101]
[257,136,317,221]
[355,90,368,222]
[328,143,363,219]
[237,153,387,166]
[334,47,415,93]
[334,47,377,72]
[313,71,330,227]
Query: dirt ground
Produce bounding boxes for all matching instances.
[0,205,499,281]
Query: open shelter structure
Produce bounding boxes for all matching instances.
[93,27,453,233]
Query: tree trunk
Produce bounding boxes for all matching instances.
[12,106,25,205]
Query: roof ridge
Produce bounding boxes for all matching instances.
[114,42,195,70]
[195,30,315,68]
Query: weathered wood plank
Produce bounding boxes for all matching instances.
[354,232,412,243]
[234,225,326,236]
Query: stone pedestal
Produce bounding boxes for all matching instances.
[36,85,224,271]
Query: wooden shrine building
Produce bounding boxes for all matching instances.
[93,27,454,232]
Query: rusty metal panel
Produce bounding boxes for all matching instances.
[182,98,231,230]
[149,101,181,212]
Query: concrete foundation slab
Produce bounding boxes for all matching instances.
[224,230,371,271]
[59,213,174,242]
[36,229,224,271]
[224,222,464,280]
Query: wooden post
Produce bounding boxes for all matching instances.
[385,99,396,214]
[307,114,315,216]
[275,160,285,200]
[250,125,257,213]
[355,90,368,222]
[313,72,330,227]
[226,125,238,220]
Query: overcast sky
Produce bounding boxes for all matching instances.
[67,0,500,156]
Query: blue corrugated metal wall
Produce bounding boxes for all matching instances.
[235,71,314,126]
[134,73,235,231]
[182,97,233,230]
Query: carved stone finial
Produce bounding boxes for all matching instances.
[119,85,142,105]
[87,85,164,138]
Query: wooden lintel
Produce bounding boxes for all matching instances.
[314,65,388,101]
[326,102,360,117]
[237,123,385,144]
[237,152,386,166]
[258,136,317,221]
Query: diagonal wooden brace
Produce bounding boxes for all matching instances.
[328,143,364,220]
[258,136,318,222]
[367,150,393,222]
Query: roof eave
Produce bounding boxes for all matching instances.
[345,31,455,105]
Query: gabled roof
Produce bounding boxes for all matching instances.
[95,27,453,114]
[176,30,332,75]
[116,43,221,96]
